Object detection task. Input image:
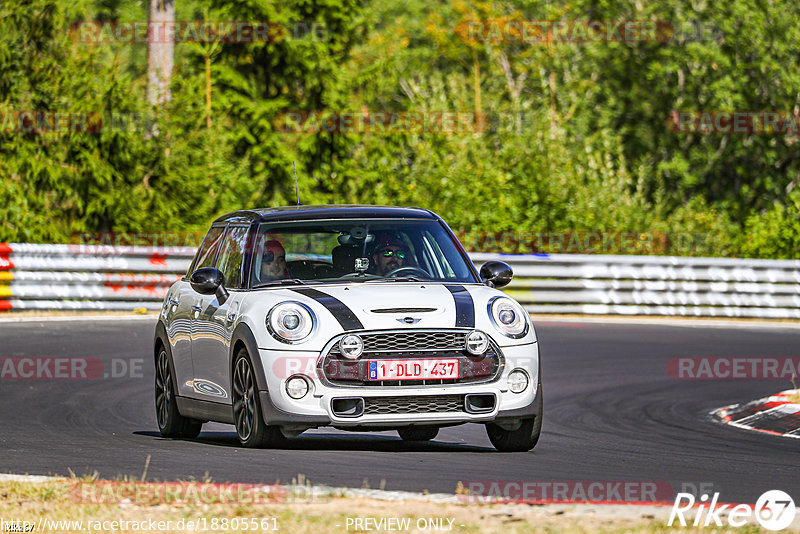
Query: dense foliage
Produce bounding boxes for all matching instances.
[1,0,798,257]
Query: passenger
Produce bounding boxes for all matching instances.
[257,239,288,282]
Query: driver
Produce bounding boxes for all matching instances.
[257,239,288,282]
[371,234,409,276]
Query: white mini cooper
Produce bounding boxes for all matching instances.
[154,205,542,451]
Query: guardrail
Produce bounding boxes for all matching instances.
[1,244,798,318]
[0,244,191,311]
[472,253,800,319]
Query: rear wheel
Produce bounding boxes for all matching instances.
[397,426,439,441]
[232,349,285,448]
[155,346,202,439]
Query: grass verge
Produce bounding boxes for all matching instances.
[0,478,778,533]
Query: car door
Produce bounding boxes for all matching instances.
[164,281,198,397]
[167,225,226,397]
[190,225,249,403]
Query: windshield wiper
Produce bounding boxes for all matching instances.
[252,278,307,288]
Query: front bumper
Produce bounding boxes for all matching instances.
[257,342,539,428]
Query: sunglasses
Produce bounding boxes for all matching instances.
[264,251,285,264]
[381,249,406,259]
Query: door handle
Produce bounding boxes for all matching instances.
[191,305,202,311]
[168,298,180,306]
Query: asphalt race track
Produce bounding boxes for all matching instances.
[1,317,798,503]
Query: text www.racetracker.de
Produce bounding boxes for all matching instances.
[1,517,279,532]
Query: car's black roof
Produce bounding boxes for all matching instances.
[213,205,441,225]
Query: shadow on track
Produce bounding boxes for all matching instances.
[134,431,494,452]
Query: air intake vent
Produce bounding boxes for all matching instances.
[362,395,466,415]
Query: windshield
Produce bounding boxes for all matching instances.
[249,219,477,287]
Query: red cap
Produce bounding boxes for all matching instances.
[374,234,407,252]
[264,240,285,256]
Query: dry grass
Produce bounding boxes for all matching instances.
[0,478,779,533]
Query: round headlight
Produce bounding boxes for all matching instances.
[267,302,315,343]
[507,369,529,393]
[489,297,528,338]
[465,330,489,355]
[339,334,364,360]
[286,376,310,399]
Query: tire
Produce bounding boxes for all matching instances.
[485,386,543,452]
[232,349,285,448]
[155,346,202,439]
[397,426,439,441]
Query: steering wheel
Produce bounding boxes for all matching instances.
[385,266,431,279]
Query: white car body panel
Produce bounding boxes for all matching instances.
[163,279,539,425]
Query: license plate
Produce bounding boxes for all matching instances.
[368,359,459,380]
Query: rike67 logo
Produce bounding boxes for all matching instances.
[669,490,796,531]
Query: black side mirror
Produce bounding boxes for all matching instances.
[190,267,229,303]
[480,261,513,288]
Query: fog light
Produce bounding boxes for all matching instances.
[286,376,309,399]
[339,334,364,359]
[507,369,529,394]
[465,330,489,355]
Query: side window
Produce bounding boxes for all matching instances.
[216,226,249,289]
[187,226,226,275]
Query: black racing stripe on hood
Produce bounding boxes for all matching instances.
[291,288,364,331]
[444,285,475,328]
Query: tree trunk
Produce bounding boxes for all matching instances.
[146,0,175,105]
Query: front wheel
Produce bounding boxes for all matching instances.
[155,347,202,439]
[397,426,439,441]
[485,387,542,452]
[232,349,285,448]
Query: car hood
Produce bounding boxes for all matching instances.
[305,282,469,330]
[246,282,534,350]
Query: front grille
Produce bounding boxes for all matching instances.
[320,330,504,387]
[359,331,466,352]
[363,395,466,415]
